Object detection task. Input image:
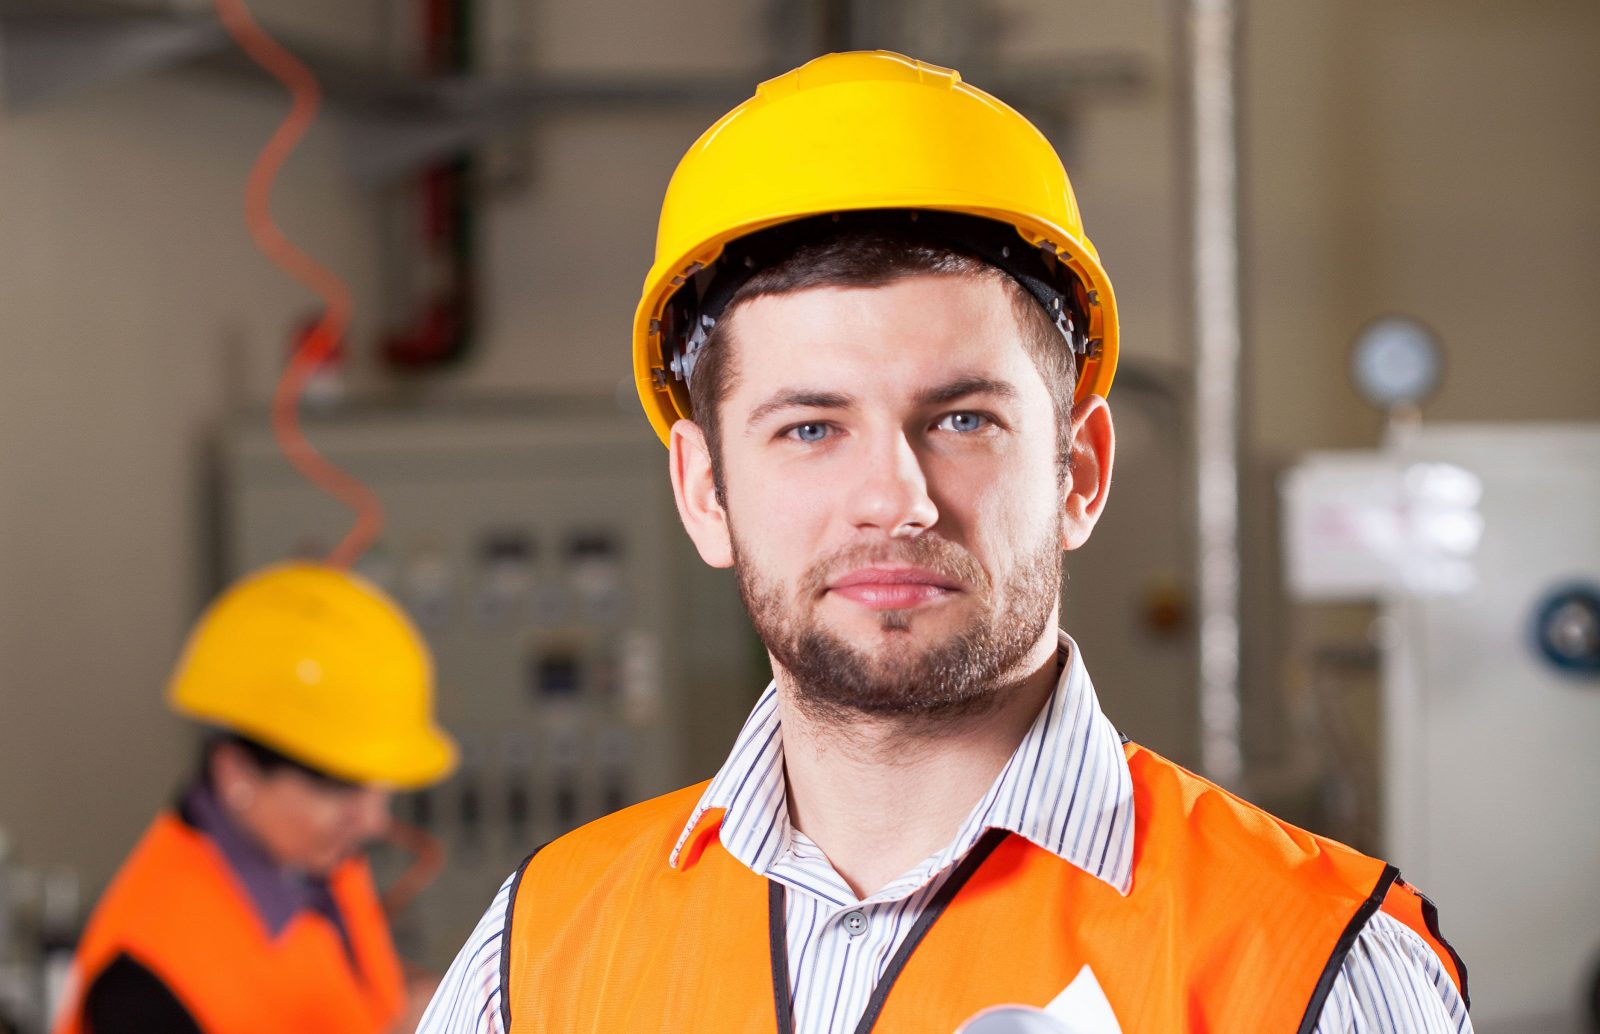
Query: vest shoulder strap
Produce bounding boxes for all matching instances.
[1381,877,1472,1008]
[503,781,712,1031]
[1125,743,1468,1018]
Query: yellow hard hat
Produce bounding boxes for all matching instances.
[633,49,1119,445]
[168,562,457,789]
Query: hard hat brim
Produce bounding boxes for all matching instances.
[179,704,461,791]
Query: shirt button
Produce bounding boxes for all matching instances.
[842,910,868,938]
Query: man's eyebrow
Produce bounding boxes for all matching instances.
[745,389,856,431]
[914,376,1021,408]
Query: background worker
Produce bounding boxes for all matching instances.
[420,51,1470,1032]
[53,562,457,1034]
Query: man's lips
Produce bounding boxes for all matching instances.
[825,567,962,609]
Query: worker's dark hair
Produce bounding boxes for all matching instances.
[686,225,1077,504]
[197,732,358,791]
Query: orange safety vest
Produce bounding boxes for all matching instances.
[503,742,1467,1033]
[55,811,404,1034]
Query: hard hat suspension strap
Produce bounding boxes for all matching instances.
[663,209,1093,390]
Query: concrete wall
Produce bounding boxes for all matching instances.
[0,0,1596,896]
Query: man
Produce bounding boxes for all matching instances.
[55,562,457,1034]
[420,51,1470,1033]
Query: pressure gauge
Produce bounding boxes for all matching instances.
[1349,315,1444,411]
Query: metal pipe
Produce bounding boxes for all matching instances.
[1185,0,1245,787]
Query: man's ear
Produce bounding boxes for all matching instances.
[1060,395,1115,551]
[669,419,734,569]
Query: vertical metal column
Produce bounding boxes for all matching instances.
[1186,0,1245,786]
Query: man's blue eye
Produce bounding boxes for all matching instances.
[792,423,830,442]
[940,412,987,433]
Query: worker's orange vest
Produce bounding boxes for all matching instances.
[504,742,1467,1033]
[54,811,404,1034]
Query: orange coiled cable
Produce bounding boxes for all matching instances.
[214,0,383,569]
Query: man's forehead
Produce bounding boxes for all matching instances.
[734,271,1014,326]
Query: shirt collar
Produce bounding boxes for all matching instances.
[669,631,1135,896]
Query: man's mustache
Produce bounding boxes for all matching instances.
[798,538,989,599]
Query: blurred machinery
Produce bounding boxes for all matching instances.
[216,396,758,968]
[0,843,79,1034]
[1283,423,1600,1031]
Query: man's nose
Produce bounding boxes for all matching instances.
[846,431,939,536]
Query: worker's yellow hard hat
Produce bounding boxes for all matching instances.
[168,562,457,789]
[633,49,1119,446]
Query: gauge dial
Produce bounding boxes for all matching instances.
[1350,315,1443,410]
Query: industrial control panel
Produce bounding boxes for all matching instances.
[217,398,760,968]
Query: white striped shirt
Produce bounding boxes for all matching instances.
[417,633,1471,1033]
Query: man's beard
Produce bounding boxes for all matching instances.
[732,524,1062,729]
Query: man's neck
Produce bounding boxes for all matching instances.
[775,634,1062,899]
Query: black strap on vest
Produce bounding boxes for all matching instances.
[769,828,1009,1034]
[1294,863,1400,1034]
[1417,887,1471,1010]
[499,843,549,1033]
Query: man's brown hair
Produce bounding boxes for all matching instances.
[685,226,1078,501]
